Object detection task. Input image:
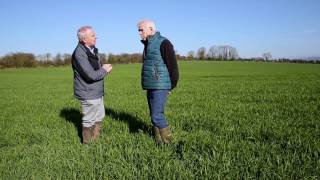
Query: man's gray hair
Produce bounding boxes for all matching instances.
[77,26,92,42]
[137,20,156,31]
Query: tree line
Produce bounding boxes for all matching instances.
[0,52,144,69]
[180,45,239,60]
[178,46,320,64]
[1,46,319,68]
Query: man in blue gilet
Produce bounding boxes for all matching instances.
[137,20,179,144]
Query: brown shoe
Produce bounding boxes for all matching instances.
[82,126,93,144]
[159,127,173,144]
[92,122,102,141]
[153,126,162,144]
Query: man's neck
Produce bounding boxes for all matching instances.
[84,44,95,54]
[85,44,93,49]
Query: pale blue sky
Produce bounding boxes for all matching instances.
[1,0,319,58]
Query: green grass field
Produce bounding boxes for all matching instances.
[0,61,319,179]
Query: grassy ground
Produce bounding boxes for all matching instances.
[0,61,319,179]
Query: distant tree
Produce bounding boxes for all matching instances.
[176,53,181,60]
[262,52,272,62]
[130,53,142,63]
[63,53,72,65]
[54,53,63,66]
[0,53,37,68]
[207,46,218,60]
[187,51,195,60]
[175,50,182,60]
[207,45,238,60]
[108,53,115,63]
[36,53,53,67]
[22,53,37,67]
[106,53,142,64]
[45,53,52,62]
[119,53,130,63]
[0,56,3,68]
[197,47,206,60]
[177,54,186,60]
[99,53,108,64]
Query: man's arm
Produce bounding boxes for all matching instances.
[160,39,179,89]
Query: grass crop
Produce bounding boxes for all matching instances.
[0,61,319,179]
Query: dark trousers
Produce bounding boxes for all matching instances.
[147,89,169,129]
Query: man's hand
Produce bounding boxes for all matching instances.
[102,64,113,73]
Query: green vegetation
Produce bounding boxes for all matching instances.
[0,61,319,179]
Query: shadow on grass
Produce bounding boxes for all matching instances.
[59,107,153,140]
[105,107,152,136]
[59,108,82,142]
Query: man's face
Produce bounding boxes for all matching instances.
[84,29,97,47]
[138,23,153,40]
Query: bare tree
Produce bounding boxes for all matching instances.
[45,53,52,61]
[63,53,72,65]
[99,53,108,64]
[54,53,63,66]
[197,47,206,60]
[207,46,218,60]
[262,52,272,61]
[207,45,238,60]
[187,51,195,60]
